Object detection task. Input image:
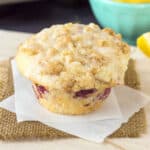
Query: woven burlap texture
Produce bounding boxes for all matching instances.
[0,59,146,140]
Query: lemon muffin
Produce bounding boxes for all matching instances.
[16,23,130,115]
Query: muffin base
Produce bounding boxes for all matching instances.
[38,97,102,115]
[32,84,111,115]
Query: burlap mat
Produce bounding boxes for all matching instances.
[0,59,146,140]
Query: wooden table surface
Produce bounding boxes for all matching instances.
[0,30,150,150]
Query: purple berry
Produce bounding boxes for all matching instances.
[96,88,111,100]
[74,88,97,98]
[36,84,48,95]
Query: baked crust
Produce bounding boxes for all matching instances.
[16,23,130,92]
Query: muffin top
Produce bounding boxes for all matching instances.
[16,23,130,92]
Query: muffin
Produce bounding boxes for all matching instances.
[16,23,130,115]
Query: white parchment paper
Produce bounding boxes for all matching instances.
[0,53,150,142]
[1,85,149,142]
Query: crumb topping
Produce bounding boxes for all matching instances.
[17,23,130,92]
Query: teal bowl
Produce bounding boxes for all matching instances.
[89,0,150,45]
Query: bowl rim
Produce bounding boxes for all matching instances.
[91,0,150,8]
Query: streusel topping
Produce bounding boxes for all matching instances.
[17,23,130,92]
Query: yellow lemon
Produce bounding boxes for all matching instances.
[137,32,150,57]
[115,0,150,3]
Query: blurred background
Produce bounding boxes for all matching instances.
[0,0,150,45]
[0,0,97,33]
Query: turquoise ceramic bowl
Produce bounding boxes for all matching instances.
[89,0,150,45]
